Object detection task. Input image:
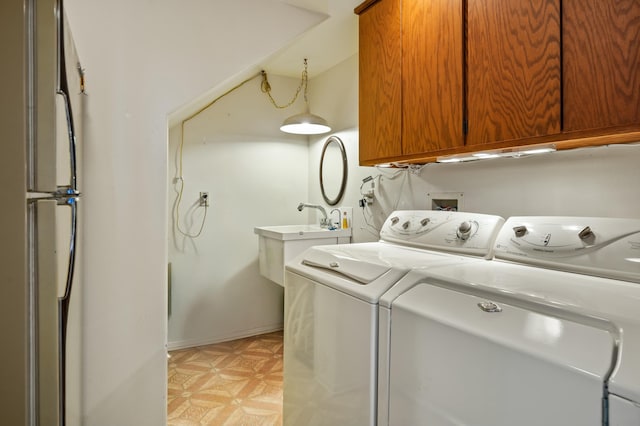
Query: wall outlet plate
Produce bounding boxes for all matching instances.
[199,192,209,207]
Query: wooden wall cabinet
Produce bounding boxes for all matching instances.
[402,0,464,155]
[466,0,561,146]
[357,0,402,163]
[355,0,640,165]
[356,0,465,164]
[563,0,640,132]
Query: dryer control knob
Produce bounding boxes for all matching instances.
[513,225,528,237]
[390,217,399,225]
[420,218,431,227]
[457,221,472,240]
[402,221,410,230]
[578,226,594,240]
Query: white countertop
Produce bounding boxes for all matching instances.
[254,224,352,241]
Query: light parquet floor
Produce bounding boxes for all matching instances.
[168,331,283,426]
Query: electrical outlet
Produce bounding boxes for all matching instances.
[199,192,209,207]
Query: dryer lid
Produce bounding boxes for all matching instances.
[408,260,640,404]
[389,282,615,426]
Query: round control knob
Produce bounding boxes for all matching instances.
[456,221,473,240]
[420,218,430,227]
[390,217,399,225]
[513,225,527,237]
[402,221,410,230]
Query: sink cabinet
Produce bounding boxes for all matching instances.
[254,225,351,287]
[355,0,640,165]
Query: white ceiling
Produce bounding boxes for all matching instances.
[263,0,361,77]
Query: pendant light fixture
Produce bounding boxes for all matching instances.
[280,109,331,135]
[261,58,331,135]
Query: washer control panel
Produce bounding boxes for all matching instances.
[379,210,505,257]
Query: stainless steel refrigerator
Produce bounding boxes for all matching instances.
[1,0,85,424]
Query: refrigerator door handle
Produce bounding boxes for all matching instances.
[59,196,78,302]
[58,196,77,426]
[57,2,79,194]
[55,89,78,193]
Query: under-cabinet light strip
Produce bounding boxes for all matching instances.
[436,143,557,163]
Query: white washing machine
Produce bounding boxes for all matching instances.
[380,216,640,426]
[283,210,505,425]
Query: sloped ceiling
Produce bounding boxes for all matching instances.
[264,0,361,77]
[65,0,360,124]
[282,0,330,14]
[165,0,362,124]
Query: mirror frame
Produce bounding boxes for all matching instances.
[319,135,348,206]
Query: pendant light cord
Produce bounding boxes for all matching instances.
[261,58,309,109]
[175,72,262,238]
[174,60,312,238]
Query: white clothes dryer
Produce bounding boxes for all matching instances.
[380,216,640,426]
[283,210,505,426]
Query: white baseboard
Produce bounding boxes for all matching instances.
[167,323,283,351]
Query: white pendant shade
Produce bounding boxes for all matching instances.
[280,111,331,135]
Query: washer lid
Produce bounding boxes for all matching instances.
[287,242,479,303]
[301,249,391,284]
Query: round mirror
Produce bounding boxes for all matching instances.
[319,136,348,206]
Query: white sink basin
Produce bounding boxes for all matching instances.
[254,224,352,241]
[254,225,352,286]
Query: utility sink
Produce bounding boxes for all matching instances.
[255,224,352,240]
[254,225,352,287]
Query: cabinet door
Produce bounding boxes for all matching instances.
[467,0,561,145]
[402,0,464,154]
[563,0,640,132]
[358,0,402,164]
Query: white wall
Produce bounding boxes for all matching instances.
[307,55,377,242]
[168,75,311,348]
[308,54,424,242]
[308,54,640,246]
[165,54,391,350]
[415,144,640,218]
[62,1,325,424]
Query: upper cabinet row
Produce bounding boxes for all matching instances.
[355,0,640,165]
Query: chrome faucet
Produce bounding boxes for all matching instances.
[297,202,330,228]
[330,208,341,229]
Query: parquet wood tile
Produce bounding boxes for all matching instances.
[168,331,283,426]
